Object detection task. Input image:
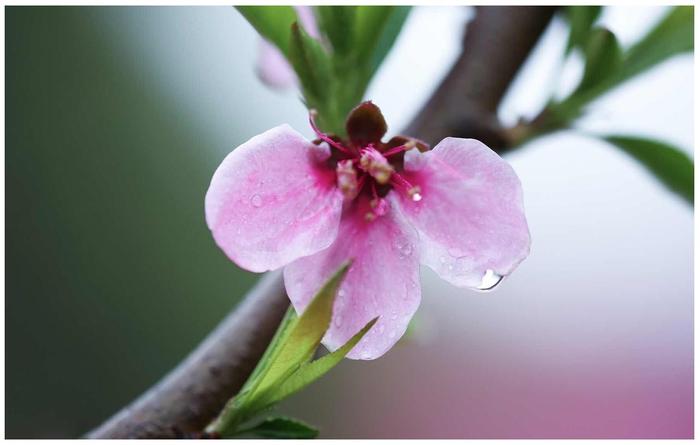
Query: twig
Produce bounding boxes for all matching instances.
[86,6,555,438]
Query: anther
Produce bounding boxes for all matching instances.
[359,147,393,184]
[408,186,422,202]
[336,159,359,200]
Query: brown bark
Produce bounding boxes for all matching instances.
[406,6,556,152]
[87,6,555,438]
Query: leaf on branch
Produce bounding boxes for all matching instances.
[576,27,623,94]
[288,22,333,105]
[207,261,354,436]
[238,416,319,439]
[354,6,412,81]
[263,317,379,406]
[249,260,352,400]
[604,135,694,205]
[236,6,298,58]
[564,6,602,54]
[316,6,357,56]
[621,6,694,81]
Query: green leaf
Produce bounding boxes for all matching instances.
[576,27,623,94]
[354,6,411,80]
[238,417,319,439]
[254,260,351,395]
[548,7,693,128]
[316,6,357,56]
[564,6,603,53]
[622,6,694,81]
[263,317,378,406]
[288,22,335,129]
[206,262,352,435]
[604,135,693,205]
[236,6,298,57]
[239,307,298,395]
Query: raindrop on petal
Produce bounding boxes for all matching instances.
[250,194,263,207]
[477,269,504,291]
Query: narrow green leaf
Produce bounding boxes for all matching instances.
[576,27,623,93]
[263,317,378,406]
[244,261,351,408]
[206,262,352,435]
[549,7,693,126]
[238,417,319,439]
[316,6,357,56]
[565,6,603,53]
[240,306,298,395]
[604,135,694,205]
[288,22,335,128]
[622,6,694,80]
[236,6,298,57]
[354,6,411,79]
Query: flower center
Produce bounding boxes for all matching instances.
[309,110,422,221]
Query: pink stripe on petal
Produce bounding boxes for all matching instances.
[394,139,531,289]
[205,124,343,272]
[284,198,421,360]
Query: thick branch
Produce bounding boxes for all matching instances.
[87,6,554,439]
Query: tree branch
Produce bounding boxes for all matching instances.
[406,6,556,152]
[87,6,555,438]
[87,271,289,438]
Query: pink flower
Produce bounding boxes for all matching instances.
[205,102,531,359]
[256,6,319,89]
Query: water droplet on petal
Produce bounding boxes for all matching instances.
[391,311,398,320]
[334,315,343,327]
[389,330,397,339]
[250,194,263,207]
[477,269,504,291]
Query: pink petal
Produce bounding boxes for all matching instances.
[393,138,531,289]
[284,198,421,360]
[256,39,297,90]
[205,125,343,272]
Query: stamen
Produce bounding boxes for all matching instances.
[308,110,353,155]
[383,139,417,158]
[391,172,423,202]
[336,159,359,200]
[359,147,393,184]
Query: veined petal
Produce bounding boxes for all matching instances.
[284,198,421,360]
[205,124,343,272]
[393,138,531,288]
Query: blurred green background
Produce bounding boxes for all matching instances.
[6,7,265,437]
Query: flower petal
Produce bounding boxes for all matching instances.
[393,138,531,288]
[205,124,343,272]
[284,198,421,360]
[256,39,297,90]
